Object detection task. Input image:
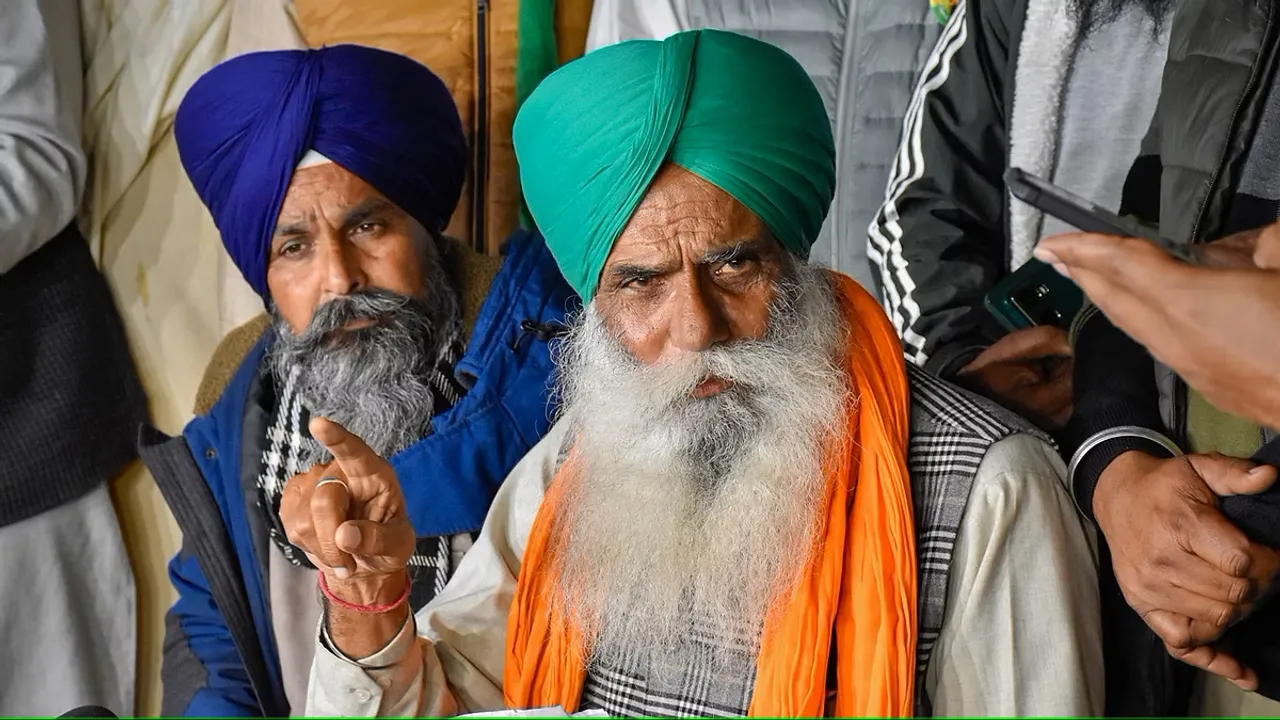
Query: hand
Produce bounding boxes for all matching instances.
[1191,226,1265,269]
[956,326,1073,429]
[1094,450,1279,688]
[280,417,416,605]
[1035,229,1280,429]
[1188,222,1280,270]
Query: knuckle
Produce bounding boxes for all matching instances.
[1215,603,1239,629]
[1146,612,1193,649]
[309,494,335,515]
[1163,627,1194,650]
[1225,551,1251,578]
[283,518,311,547]
[1228,578,1251,604]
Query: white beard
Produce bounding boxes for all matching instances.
[548,263,851,669]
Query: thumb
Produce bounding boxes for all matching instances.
[336,519,393,556]
[1188,453,1277,496]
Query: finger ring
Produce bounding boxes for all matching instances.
[316,476,347,490]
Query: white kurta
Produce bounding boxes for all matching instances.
[306,421,1104,717]
[0,485,136,716]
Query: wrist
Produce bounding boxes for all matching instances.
[323,571,407,609]
[1093,450,1157,525]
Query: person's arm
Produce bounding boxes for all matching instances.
[0,0,87,274]
[305,421,564,717]
[926,433,1104,715]
[1056,113,1175,519]
[868,0,1018,375]
[1060,307,1176,519]
[162,544,263,717]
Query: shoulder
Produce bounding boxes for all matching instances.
[484,418,570,564]
[449,238,504,339]
[193,314,270,417]
[906,364,1066,509]
[906,363,1043,444]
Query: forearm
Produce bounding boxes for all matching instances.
[311,611,458,717]
[1063,306,1175,522]
[0,0,87,274]
[869,0,1017,368]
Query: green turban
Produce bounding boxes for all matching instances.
[514,29,836,300]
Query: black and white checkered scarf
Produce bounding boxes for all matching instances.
[256,329,468,610]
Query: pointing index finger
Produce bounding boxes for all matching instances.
[309,416,390,481]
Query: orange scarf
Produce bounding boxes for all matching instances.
[504,272,917,717]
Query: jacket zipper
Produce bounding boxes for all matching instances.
[1179,4,1277,444]
[828,0,862,269]
[473,0,490,254]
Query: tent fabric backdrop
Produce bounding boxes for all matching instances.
[76,0,301,713]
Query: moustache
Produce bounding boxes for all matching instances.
[288,289,431,348]
[632,345,784,412]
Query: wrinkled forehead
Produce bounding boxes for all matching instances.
[609,164,776,263]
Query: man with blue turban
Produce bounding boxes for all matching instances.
[137,44,573,717]
[287,30,1103,717]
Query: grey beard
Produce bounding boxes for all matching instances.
[548,261,851,670]
[268,277,458,465]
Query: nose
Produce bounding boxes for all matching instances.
[316,234,366,300]
[668,273,731,353]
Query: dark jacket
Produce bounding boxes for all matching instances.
[1064,0,1280,705]
[866,0,1035,376]
[139,230,575,716]
[0,225,148,526]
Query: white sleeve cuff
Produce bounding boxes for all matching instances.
[308,614,418,717]
[319,610,417,669]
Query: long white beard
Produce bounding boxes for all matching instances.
[549,263,851,669]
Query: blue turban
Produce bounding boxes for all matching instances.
[175,45,467,299]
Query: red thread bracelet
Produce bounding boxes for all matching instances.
[318,570,411,614]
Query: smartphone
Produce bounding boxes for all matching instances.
[1004,167,1196,261]
[984,259,1083,332]
[985,168,1195,330]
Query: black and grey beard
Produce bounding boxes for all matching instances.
[1071,0,1175,39]
[268,278,458,466]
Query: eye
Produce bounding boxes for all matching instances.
[352,221,384,236]
[278,240,304,258]
[716,256,755,276]
[620,275,653,290]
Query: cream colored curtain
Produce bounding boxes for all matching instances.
[77,1,302,713]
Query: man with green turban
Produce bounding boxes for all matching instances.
[514,29,835,300]
[295,29,1103,718]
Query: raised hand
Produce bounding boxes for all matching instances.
[279,417,417,656]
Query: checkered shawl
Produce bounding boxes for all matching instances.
[255,329,468,611]
[576,364,1043,717]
